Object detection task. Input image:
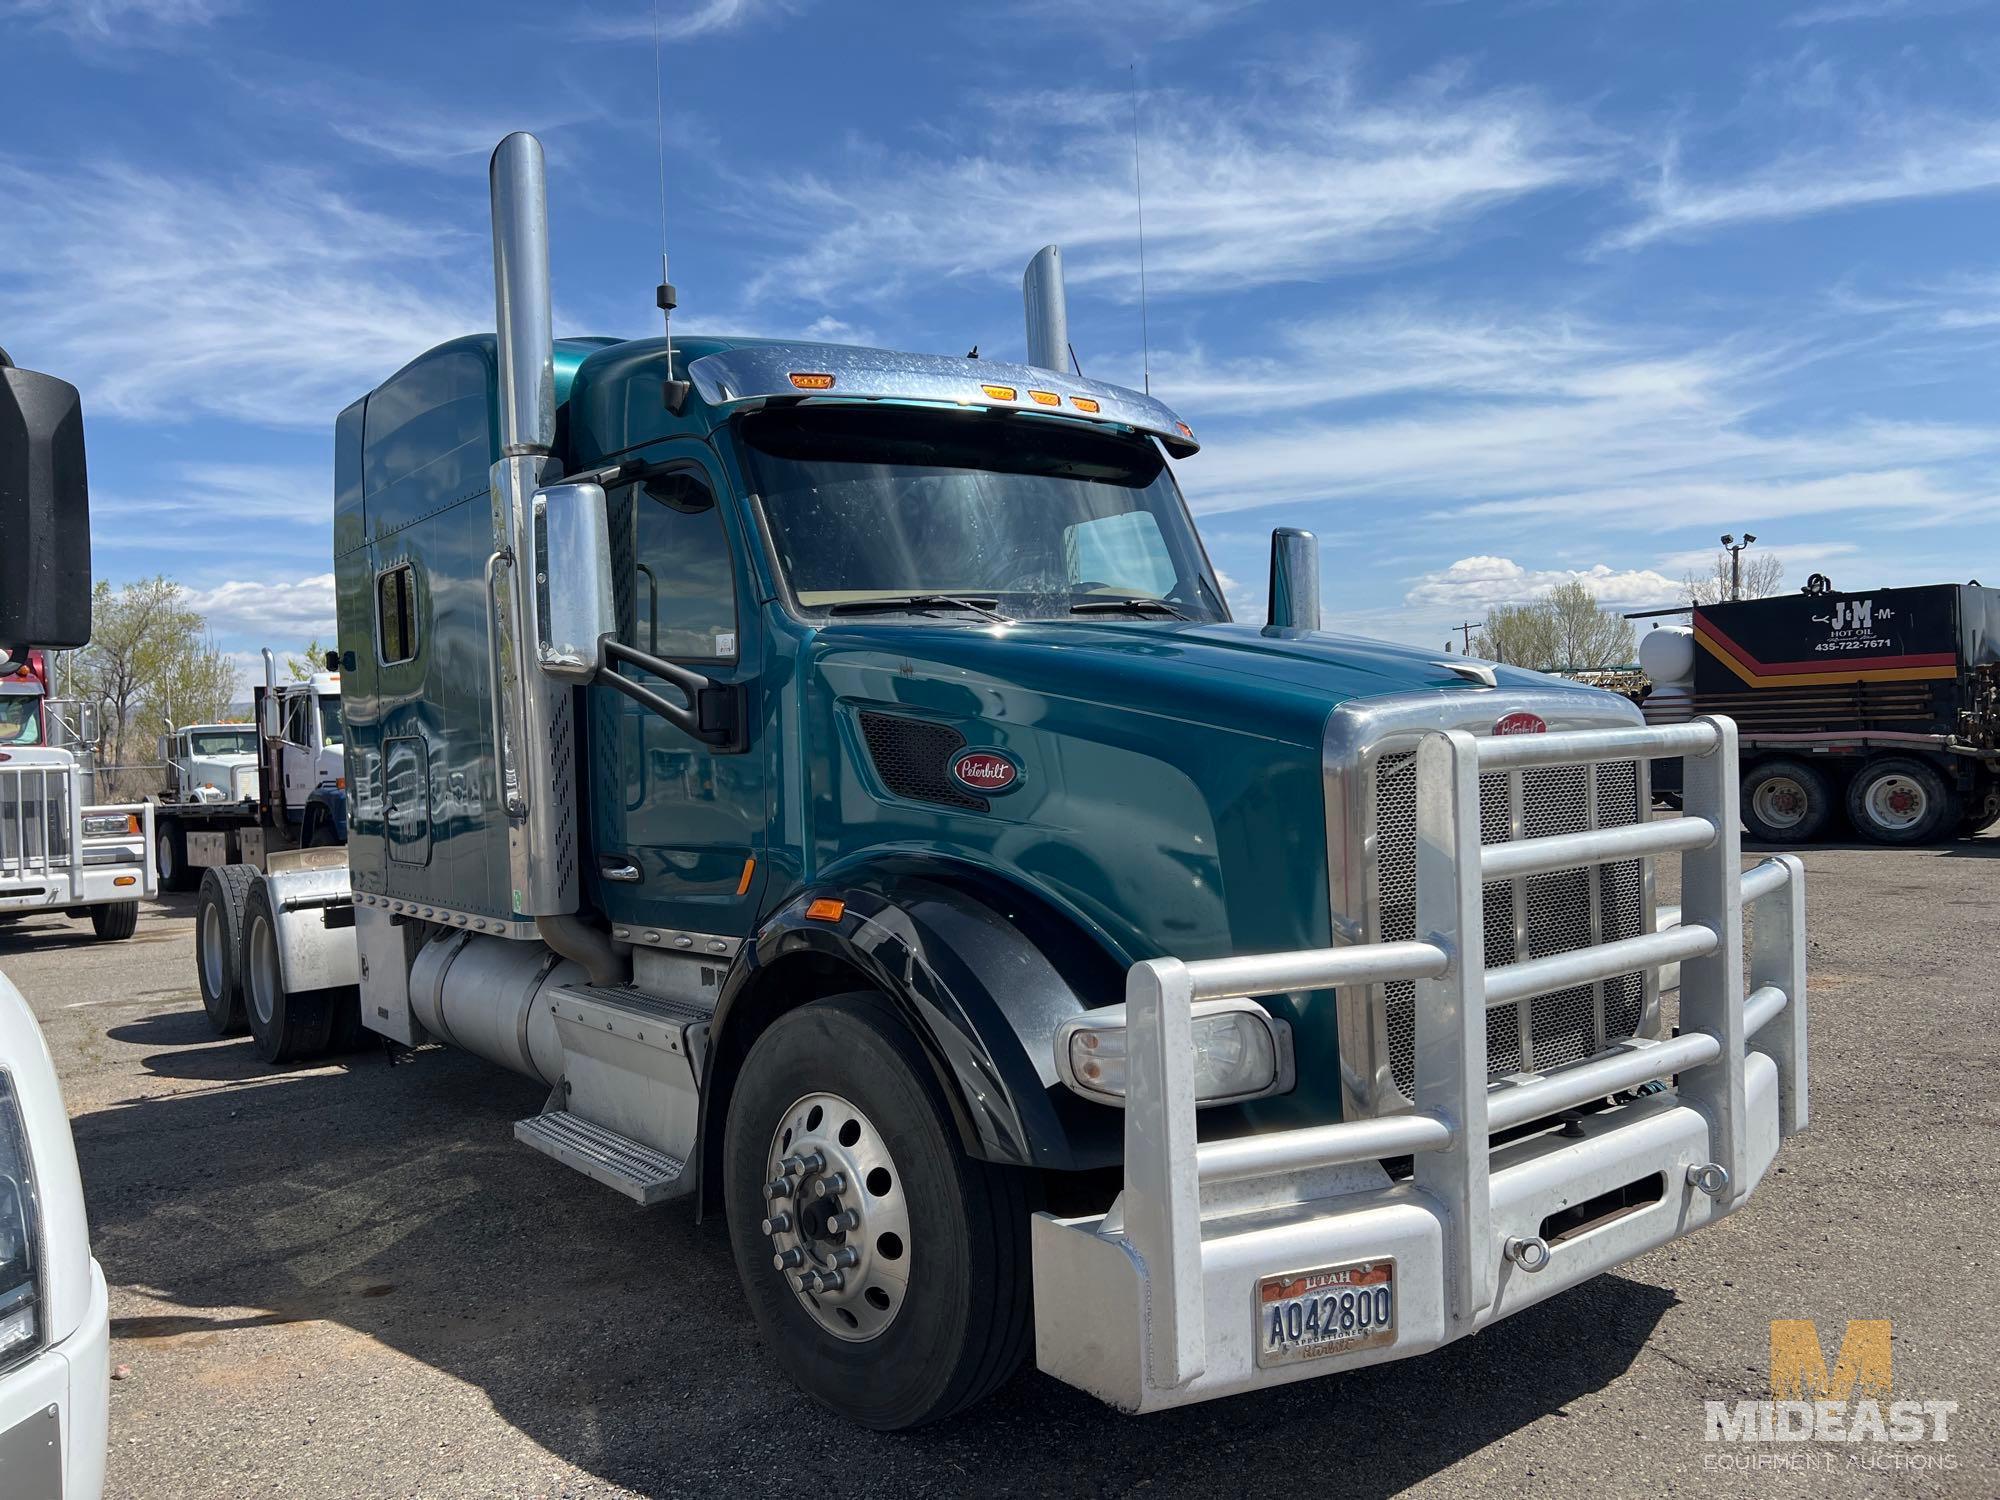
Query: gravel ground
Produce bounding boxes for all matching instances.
[1,832,1993,1498]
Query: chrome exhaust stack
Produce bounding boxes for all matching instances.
[1265,528,1320,633]
[487,132,582,922]
[1023,244,1069,373]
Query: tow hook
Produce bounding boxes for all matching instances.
[1687,1162,1730,1198]
[1503,1234,1552,1272]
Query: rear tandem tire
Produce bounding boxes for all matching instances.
[87,902,138,941]
[723,993,1031,1430]
[239,879,336,1064]
[156,824,198,893]
[1740,758,1833,844]
[196,865,255,1035]
[1846,756,1956,846]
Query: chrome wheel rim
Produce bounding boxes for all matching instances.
[200,901,224,998]
[1753,776,1809,831]
[1865,774,1928,832]
[761,1091,910,1342]
[247,911,279,1028]
[157,833,175,881]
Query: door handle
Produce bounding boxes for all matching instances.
[599,858,642,883]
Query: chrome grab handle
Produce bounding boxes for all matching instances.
[598,859,642,883]
[484,548,524,817]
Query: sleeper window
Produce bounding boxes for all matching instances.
[377,564,417,664]
[630,473,738,662]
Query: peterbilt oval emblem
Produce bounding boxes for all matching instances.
[1493,711,1548,736]
[951,750,1020,793]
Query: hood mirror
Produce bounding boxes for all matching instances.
[1264,527,1320,634]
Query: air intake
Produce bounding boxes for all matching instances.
[858,712,988,812]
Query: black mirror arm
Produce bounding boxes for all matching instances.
[599,637,746,753]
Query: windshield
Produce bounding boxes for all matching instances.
[319,694,344,748]
[188,728,256,757]
[0,696,42,747]
[740,406,1227,623]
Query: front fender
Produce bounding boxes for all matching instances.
[702,864,1127,1207]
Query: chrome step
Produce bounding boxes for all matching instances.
[550,980,713,1027]
[514,1110,689,1206]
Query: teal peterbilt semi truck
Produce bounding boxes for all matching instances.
[190,135,1811,1428]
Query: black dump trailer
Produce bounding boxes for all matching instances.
[1644,582,2000,844]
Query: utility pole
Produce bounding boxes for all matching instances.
[1450,620,1484,653]
[1720,532,1757,601]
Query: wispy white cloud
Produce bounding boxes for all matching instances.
[183,574,337,642]
[0,0,237,44]
[1605,112,2000,251]
[732,64,1603,307]
[1405,555,1685,612]
[0,157,481,426]
[576,0,814,42]
[1008,0,1263,43]
[1782,0,1986,25]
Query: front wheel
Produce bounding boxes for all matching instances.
[88,902,138,941]
[1847,756,1955,845]
[723,993,1030,1429]
[155,825,198,893]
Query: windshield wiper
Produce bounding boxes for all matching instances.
[1069,596,1189,619]
[827,594,1007,623]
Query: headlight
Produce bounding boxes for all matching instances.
[1056,999,1294,1107]
[0,1074,40,1369]
[81,813,138,839]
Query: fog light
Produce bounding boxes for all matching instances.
[1057,999,1293,1107]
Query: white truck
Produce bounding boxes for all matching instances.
[0,650,154,941]
[150,655,347,894]
[0,347,114,1494]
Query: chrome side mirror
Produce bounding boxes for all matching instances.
[535,481,615,682]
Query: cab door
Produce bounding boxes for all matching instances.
[278,693,317,812]
[590,450,767,938]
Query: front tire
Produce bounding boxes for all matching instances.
[1741,758,1832,843]
[723,993,1030,1429]
[1847,756,1955,845]
[240,879,336,1063]
[88,902,138,941]
[196,865,255,1034]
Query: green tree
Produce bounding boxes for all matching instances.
[1474,580,1635,672]
[286,639,331,682]
[1683,548,1784,605]
[75,577,237,789]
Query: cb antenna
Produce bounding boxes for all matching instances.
[1130,62,1151,397]
[653,0,689,411]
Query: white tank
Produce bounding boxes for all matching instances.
[1639,625,1695,687]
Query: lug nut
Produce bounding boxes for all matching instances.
[815,1268,845,1291]
[761,1212,792,1236]
[780,1154,806,1173]
[796,1150,827,1174]
[812,1172,848,1200]
[795,1271,819,1292]
[764,1176,794,1200]
[828,1208,861,1233]
[832,1246,860,1268]
[772,1247,805,1270]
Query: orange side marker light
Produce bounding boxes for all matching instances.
[806,898,845,922]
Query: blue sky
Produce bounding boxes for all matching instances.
[4,0,1999,674]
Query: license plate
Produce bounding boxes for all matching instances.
[1255,1258,1396,1367]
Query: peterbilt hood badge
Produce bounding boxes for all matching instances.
[1492,711,1548,736]
[951,750,1020,793]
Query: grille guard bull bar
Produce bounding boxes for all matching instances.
[1031,715,1807,1411]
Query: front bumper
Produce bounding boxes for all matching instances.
[0,801,155,912]
[1033,716,1808,1413]
[0,1259,109,1499]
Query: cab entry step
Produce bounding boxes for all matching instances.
[515,1110,688,1205]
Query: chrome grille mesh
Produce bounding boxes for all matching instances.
[1373,751,1647,1097]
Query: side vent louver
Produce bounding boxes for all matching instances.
[858,711,988,812]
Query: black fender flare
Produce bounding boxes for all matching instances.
[696,862,1128,1215]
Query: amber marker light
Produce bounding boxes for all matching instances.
[1177,422,1195,439]
[981,384,1017,401]
[1070,396,1101,413]
[788,372,836,390]
[806,898,846,922]
[1028,389,1060,406]
[736,858,757,896]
